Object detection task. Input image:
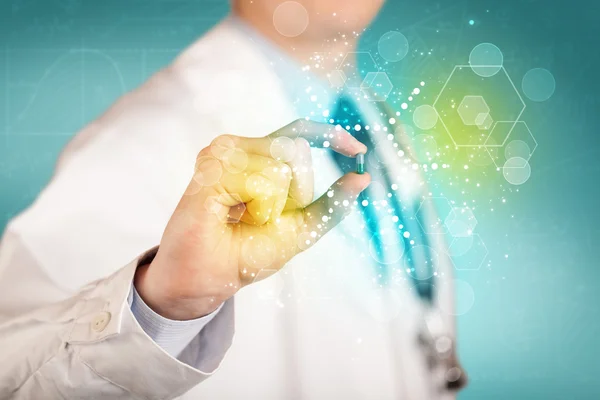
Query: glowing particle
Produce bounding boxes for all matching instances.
[469,20,475,26]
[432,163,438,170]
[413,88,421,95]
[403,231,410,238]
[389,117,396,125]
[342,199,350,207]
[401,103,408,110]
[327,190,334,198]
[323,140,330,148]
[361,199,369,206]
[354,124,361,131]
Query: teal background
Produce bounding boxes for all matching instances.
[1,0,598,398]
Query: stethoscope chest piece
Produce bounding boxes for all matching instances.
[417,312,468,392]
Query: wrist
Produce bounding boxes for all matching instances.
[134,262,224,320]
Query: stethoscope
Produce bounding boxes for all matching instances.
[279,93,467,398]
[369,99,468,395]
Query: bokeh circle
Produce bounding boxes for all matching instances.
[378,31,409,62]
[522,68,556,102]
[193,157,223,187]
[222,147,248,174]
[405,245,439,281]
[504,139,531,160]
[413,105,438,130]
[469,43,503,77]
[273,1,309,38]
[369,229,405,265]
[503,156,532,185]
[270,136,297,162]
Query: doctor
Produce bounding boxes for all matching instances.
[0,0,466,399]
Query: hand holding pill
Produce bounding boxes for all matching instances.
[135,119,371,320]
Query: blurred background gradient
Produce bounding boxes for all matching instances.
[1,0,599,398]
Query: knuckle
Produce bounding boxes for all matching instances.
[197,146,212,159]
[195,148,214,169]
[210,134,240,151]
[211,134,236,144]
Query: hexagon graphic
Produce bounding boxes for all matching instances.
[338,51,379,89]
[433,65,526,147]
[328,69,347,89]
[457,96,490,126]
[360,71,393,102]
[448,233,488,271]
[485,121,538,168]
[416,196,453,235]
[445,207,478,237]
[475,113,494,130]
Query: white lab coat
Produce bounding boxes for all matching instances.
[0,20,459,399]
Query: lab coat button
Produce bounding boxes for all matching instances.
[91,311,111,332]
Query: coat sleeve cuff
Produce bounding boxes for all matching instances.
[129,283,223,358]
[67,247,235,399]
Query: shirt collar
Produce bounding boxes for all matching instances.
[228,15,339,123]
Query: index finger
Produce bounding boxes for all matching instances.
[221,120,367,158]
[270,119,367,157]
